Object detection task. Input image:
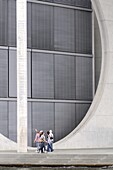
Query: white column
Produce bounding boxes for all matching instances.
[17,0,27,152]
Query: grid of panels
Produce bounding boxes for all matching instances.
[28,102,32,146]
[55,103,76,141]
[0,0,8,46]
[76,56,93,100]
[9,102,17,142]
[54,7,75,52]
[27,2,32,48]
[32,102,54,145]
[32,52,54,99]
[8,50,93,100]
[0,1,92,54]
[0,101,8,137]
[55,54,75,99]
[8,0,16,46]
[9,50,17,97]
[75,10,92,54]
[8,51,92,100]
[9,50,31,98]
[0,49,8,97]
[32,3,54,50]
[0,0,93,145]
[0,101,91,144]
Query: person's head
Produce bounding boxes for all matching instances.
[47,131,50,135]
[40,130,43,135]
[49,130,52,133]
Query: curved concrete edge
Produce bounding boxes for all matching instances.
[54,0,113,149]
[1,0,113,151]
[0,133,35,151]
[0,133,17,151]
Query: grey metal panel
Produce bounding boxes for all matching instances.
[0,0,8,46]
[76,56,93,100]
[76,103,90,126]
[27,2,31,48]
[55,54,75,99]
[75,0,91,9]
[54,7,75,52]
[28,102,32,146]
[32,102,54,145]
[75,10,92,54]
[9,102,17,142]
[9,50,31,97]
[8,0,16,46]
[0,101,8,137]
[27,51,31,98]
[32,52,54,99]
[0,49,8,97]
[9,50,17,97]
[33,0,91,8]
[38,0,53,2]
[55,103,75,141]
[32,3,53,50]
[95,57,101,90]
[53,0,75,6]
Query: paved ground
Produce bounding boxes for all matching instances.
[0,148,113,167]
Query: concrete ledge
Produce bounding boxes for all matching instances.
[0,149,113,167]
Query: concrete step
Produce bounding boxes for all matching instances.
[0,153,113,166]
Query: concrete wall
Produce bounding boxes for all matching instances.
[55,0,113,149]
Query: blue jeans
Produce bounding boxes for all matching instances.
[47,142,53,152]
[36,142,39,151]
[39,142,46,153]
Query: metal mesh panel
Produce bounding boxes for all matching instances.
[55,54,75,99]
[32,52,54,99]
[55,103,75,141]
[54,7,75,52]
[8,0,16,46]
[27,2,32,48]
[9,102,17,142]
[94,14,102,90]
[0,101,8,137]
[0,49,8,97]
[41,0,91,8]
[9,50,17,97]
[75,0,91,8]
[76,56,93,100]
[38,0,53,2]
[76,103,90,126]
[32,3,53,50]
[28,102,32,146]
[75,10,92,54]
[9,50,31,97]
[32,102,54,145]
[54,0,75,6]
[0,0,8,46]
[27,52,31,98]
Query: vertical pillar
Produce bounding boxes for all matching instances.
[17,0,27,152]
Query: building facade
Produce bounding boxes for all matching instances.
[0,0,94,147]
[2,0,112,151]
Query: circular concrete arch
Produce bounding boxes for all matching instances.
[54,0,113,149]
[0,0,113,151]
